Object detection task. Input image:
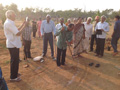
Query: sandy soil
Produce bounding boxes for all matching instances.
[0,21,120,90]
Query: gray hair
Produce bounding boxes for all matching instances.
[5,10,15,18]
[87,17,92,21]
[101,15,107,19]
[59,18,64,21]
[67,18,71,22]
[46,14,51,18]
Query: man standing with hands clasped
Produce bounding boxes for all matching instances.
[4,10,26,82]
[41,14,56,60]
[95,15,109,58]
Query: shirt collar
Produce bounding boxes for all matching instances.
[45,20,52,24]
[7,19,15,24]
[58,23,65,26]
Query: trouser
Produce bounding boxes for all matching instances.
[43,32,54,57]
[8,48,19,79]
[57,47,66,66]
[111,36,120,52]
[96,38,105,56]
[90,34,97,51]
[24,40,31,58]
[33,30,37,37]
[83,37,90,52]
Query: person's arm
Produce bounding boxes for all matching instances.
[40,21,44,36]
[18,21,26,31]
[101,23,109,32]
[55,27,63,36]
[8,22,26,36]
[112,22,117,37]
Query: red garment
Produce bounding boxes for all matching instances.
[37,20,42,37]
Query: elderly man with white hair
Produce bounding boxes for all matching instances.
[95,15,109,57]
[83,17,93,53]
[4,10,26,82]
[41,14,56,60]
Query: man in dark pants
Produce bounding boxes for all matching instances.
[41,14,56,60]
[4,10,26,82]
[32,19,37,38]
[95,15,109,57]
[90,16,99,52]
[111,15,120,56]
[22,18,32,59]
[55,18,74,66]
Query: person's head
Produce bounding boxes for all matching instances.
[39,17,42,21]
[26,18,30,26]
[68,24,74,31]
[46,14,51,23]
[59,18,64,25]
[114,15,120,21]
[73,18,77,24]
[67,19,71,24]
[5,10,16,21]
[95,16,100,22]
[87,17,92,24]
[77,17,82,24]
[101,15,107,23]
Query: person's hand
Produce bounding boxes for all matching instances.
[66,41,70,45]
[61,27,65,31]
[111,33,114,37]
[101,29,104,31]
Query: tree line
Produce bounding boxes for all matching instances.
[0,3,120,24]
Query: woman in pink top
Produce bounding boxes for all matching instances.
[37,18,42,37]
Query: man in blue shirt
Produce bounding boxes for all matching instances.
[111,15,120,56]
[41,14,56,60]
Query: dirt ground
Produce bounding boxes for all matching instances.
[0,21,120,90]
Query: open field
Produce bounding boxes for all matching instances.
[0,21,120,90]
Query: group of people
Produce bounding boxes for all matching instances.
[3,10,120,82]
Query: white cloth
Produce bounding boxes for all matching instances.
[41,20,56,35]
[55,23,66,41]
[83,22,93,38]
[56,23,66,30]
[4,19,22,48]
[83,37,90,51]
[95,21,109,39]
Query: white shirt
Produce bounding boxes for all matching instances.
[56,23,66,30]
[4,19,22,48]
[83,22,93,38]
[41,20,56,35]
[95,21,109,39]
[55,23,66,41]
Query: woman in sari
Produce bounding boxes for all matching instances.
[73,17,85,57]
[37,18,42,38]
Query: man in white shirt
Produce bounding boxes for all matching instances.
[83,17,93,52]
[4,10,26,82]
[95,15,109,57]
[41,14,56,60]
